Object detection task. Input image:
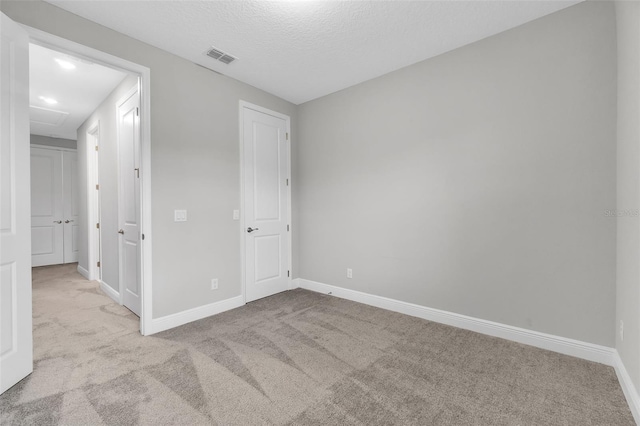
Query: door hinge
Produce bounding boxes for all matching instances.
[287,224,289,231]
[142,233,145,240]
[96,184,99,190]
[95,145,99,151]
[287,270,290,277]
[286,178,289,186]
[96,223,100,229]
[286,132,289,141]
[97,261,101,267]
[136,107,139,116]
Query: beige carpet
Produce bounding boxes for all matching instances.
[0,263,634,425]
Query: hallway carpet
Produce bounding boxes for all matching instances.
[0,264,635,425]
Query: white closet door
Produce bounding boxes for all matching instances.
[63,151,79,263]
[30,147,64,267]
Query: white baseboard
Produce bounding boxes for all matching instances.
[99,280,121,304]
[298,279,616,366]
[77,265,90,280]
[613,352,640,425]
[145,295,244,335]
[291,278,301,289]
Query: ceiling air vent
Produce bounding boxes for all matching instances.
[205,46,236,65]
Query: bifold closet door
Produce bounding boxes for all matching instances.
[30,147,78,266]
[31,147,64,267]
[62,151,79,263]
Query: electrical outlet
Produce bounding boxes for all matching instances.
[233,210,240,220]
[620,320,624,341]
[211,278,218,290]
[346,268,353,279]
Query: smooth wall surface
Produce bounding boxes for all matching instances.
[615,0,640,395]
[30,134,76,149]
[298,1,617,346]
[76,74,138,292]
[1,1,298,318]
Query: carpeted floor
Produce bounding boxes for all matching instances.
[0,264,635,425]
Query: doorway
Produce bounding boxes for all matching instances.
[240,101,292,303]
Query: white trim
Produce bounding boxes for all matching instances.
[298,278,617,366]
[238,101,293,302]
[23,25,154,336]
[30,144,76,153]
[145,295,244,335]
[77,265,90,280]
[291,278,301,289]
[99,280,120,305]
[613,352,640,424]
[86,121,101,282]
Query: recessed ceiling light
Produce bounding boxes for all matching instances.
[55,58,76,70]
[39,96,58,105]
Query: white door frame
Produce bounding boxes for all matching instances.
[23,25,154,335]
[238,101,292,304]
[86,122,101,282]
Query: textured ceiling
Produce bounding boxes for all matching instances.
[30,43,128,139]
[45,1,581,105]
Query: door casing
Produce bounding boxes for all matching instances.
[23,24,153,335]
[239,101,293,304]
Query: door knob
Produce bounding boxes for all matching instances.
[65,220,74,223]
[118,229,124,234]
[247,227,259,233]
[53,220,62,224]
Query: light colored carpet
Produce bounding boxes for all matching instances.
[0,263,635,425]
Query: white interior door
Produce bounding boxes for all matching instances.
[30,147,63,267]
[63,151,79,263]
[243,106,290,303]
[117,86,141,316]
[1,12,33,394]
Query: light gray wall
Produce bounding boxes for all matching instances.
[615,0,640,395]
[1,0,298,318]
[30,134,76,149]
[297,1,617,346]
[76,75,138,292]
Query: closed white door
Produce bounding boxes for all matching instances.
[30,148,78,266]
[1,12,33,394]
[62,151,79,263]
[243,106,290,303]
[117,87,141,316]
[30,148,64,267]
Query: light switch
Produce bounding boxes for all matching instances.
[233,210,240,220]
[174,210,187,222]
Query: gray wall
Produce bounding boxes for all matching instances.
[297,1,617,346]
[30,134,76,149]
[76,75,138,292]
[615,0,640,396]
[1,0,298,318]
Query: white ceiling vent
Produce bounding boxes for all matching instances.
[206,46,236,64]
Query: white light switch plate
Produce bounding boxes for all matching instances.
[174,210,187,222]
[233,210,240,220]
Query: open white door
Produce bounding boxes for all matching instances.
[1,12,33,394]
[242,105,291,303]
[117,86,141,317]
